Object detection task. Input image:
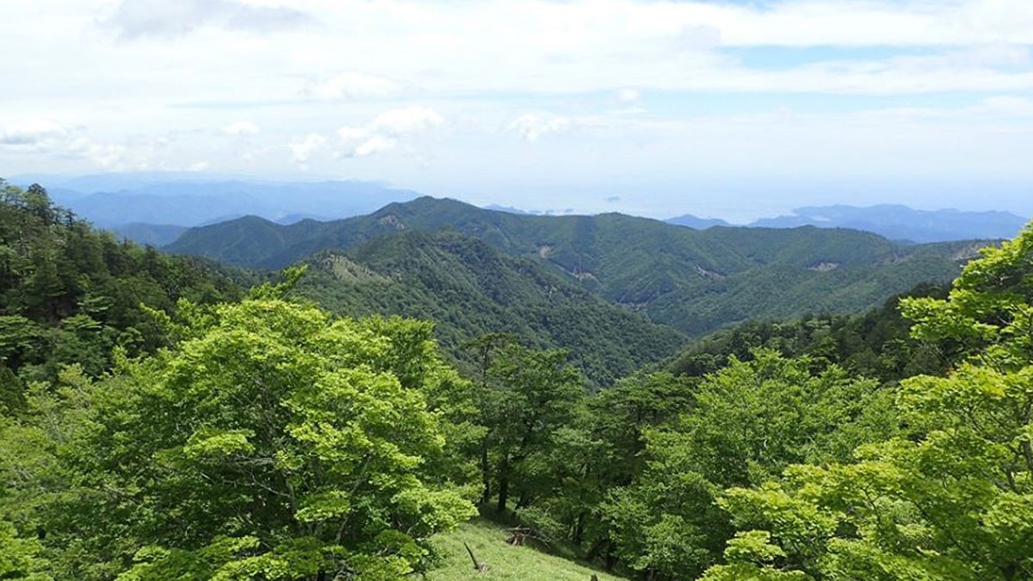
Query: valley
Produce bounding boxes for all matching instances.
[167,196,986,336]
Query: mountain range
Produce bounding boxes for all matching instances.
[167,196,988,336]
[668,204,1028,243]
[11,174,420,245]
[15,174,1025,245]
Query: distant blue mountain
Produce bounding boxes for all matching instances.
[667,204,1028,243]
[12,175,420,236]
[666,214,732,230]
[13,173,1029,246]
[484,204,533,215]
[749,205,1028,243]
[107,223,189,247]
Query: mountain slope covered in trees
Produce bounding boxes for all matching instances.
[294,230,687,386]
[169,197,986,335]
[4,178,1033,580]
[668,282,956,382]
[0,180,245,391]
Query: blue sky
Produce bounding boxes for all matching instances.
[1,0,1032,221]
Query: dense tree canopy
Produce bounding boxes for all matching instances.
[0,179,244,387]
[295,233,685,387]
[602,352,895,580]
[2,295,476,580]
[702,224,1033,581]
[2,178,1028,581]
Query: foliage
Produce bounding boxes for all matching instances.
[0,179,245,387]
[167,196,978,335]
[670,282,957,383]
[601,352,894,580]
[471,340,585,513]
[295,232,686,387]
[512,371,696,564]
[703,223,1033,581]
[0,518,51,581]
[5,179,1027,581]
[2,297,476,580]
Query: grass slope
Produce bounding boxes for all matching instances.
[427,520,627,581]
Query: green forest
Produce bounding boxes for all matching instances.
[166,196,984,336]
[2,180,1032,581]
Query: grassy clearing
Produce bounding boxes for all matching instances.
[425,519,628,581]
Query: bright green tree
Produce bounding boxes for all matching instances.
[472,341,584,513]
[704,224,1033,581]
[42,297,475,580]
[516,371,695,555]
[604,351,893,581]
[0,519,51,581]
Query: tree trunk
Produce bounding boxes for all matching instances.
[573,511,586,545]
[480,444,492,505]
[516,491,531,510]
[496,459,510,513]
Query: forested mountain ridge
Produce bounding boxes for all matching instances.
[4,178,1033,580]
[668,282,957,382]
[168,196,988,335]
[294,229,687,386]
[0,180,246,390]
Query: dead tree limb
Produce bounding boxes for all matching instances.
[463,541,489,573]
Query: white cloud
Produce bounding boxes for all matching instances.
[101,0,313,40]
[337,126,370,142]
[3,0,1033,196]
[350,135,396,158]
[221,120,260,136]
[0,118,70,146]
[303,72,408,100]
[616,88,640,104]
[83,143,131,168]
[369,106,445,134]
[0,118,144,170]
[508,114,574,141]
[289,133,327,166]
[980,96,1033,116]
[334,106,445,157]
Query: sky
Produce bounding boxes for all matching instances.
[1,0,1032,221]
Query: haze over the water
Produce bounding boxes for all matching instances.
[2,0,1032,221]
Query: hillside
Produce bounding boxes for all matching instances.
[0,180,245,387]
[295,230,687,386]
[107,222,188,246]
[427,519,627,581]
[169,197,987,335]
[668,282,956,382]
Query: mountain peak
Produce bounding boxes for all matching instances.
[668,204,1026,243]
[168,197,982,337]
